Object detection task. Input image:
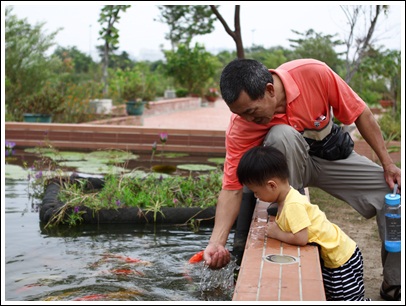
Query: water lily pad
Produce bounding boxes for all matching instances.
[5,164,29,180]
[207,157,225,164]
[155,152,189,158]
[75,164,130,175]
[123,170,148,179]
[42,151,87,161]
[24,147,57,154]
[86,150,139,162]
[176,164,217,171]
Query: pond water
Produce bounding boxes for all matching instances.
[4,150,238,302]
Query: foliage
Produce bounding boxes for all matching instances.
[205,87,219,98]
[340,5,389,84]
[246,46,289,70]
[22,138,222,227]
[156,5,217,48]
[54,81,104,123]
[164,43,221,96]
[112,64,158,103]
[53,46,95,75]
[98,5,131,97]
[288,29,344,72]
[378,110,401,141]
[24,144,67,202]
[21,82,66,115]
[5,6,62,120]
[175,88,189,97]
[57,168,222,215]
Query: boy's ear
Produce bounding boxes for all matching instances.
[266,179,277,189]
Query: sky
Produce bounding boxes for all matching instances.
[3,1,404,62]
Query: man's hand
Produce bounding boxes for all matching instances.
[383,163,401,194]
[203,241,230,269]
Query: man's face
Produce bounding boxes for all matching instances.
[228,86,276,125]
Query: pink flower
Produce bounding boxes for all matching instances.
[159,132,168,144]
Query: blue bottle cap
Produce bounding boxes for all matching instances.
[385,193,401,205]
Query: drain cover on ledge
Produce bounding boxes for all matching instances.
[264,254,298,264]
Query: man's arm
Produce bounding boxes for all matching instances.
[204,188,242,269]
[355,107,401,191]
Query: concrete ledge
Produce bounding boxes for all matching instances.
[5,122,226,154]
[232,200,325,301]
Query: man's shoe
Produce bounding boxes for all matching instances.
[380,280,401,301]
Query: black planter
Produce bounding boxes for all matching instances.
[40,176,216,226]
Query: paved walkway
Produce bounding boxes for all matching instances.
[142,99,232,131]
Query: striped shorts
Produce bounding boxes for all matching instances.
[321,245,371,301]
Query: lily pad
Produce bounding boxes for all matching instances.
[176,164,217,171]
[76,164,130,175]
[86,150,139,162]
[5,164,29,180]
[123,170,172,180]
[24,147,57,154]
[207,157,225,164]
[154,152,189,159]
[42,151,87,161]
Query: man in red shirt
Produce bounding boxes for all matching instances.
[203,58,401,301]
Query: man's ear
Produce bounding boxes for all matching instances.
[265,83,275,97]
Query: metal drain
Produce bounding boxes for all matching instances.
[264,254,298,264]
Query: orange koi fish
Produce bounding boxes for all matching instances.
[101,253,151,265]
[109,268,145,276]
[73,293,108,301]
[188,250,204,264]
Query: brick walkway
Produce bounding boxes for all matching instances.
[142,99,232,131]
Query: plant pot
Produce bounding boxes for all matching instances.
[89,99,113,114]
[126,101,146,116]
[379,99,394,108]
[23,113,52,123]
[205,96,218,102]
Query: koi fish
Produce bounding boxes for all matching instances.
[73,293,108,301]
[109,268,145,276]
[101,253,152,265]
[188,250,204,264]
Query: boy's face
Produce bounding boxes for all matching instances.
[246,180,278,203]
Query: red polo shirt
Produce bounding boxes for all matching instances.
[223,59,366,190]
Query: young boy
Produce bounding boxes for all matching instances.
[236,145,371,301]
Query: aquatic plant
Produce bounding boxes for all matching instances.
[22,139,222,228]
[5,140,16,157]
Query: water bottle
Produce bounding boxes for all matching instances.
[384,184,401,253]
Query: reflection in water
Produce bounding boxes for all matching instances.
[4,179,236,301]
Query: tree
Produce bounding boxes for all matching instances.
[157,5,245,58]
[210,5,245,58]
[246,46,290,70]
[109,51,135,70]
[163,43,221,95]
[5,6,62,120]
[98,5,130,97]
[288,29,344,72]
[156,5,217,50]
[340,5,389,83]
[53,46,95,74]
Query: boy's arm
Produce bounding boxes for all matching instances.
[266,221,308,246]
